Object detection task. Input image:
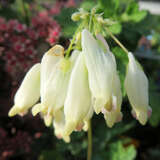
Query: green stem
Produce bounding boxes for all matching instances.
[87,120,92,160]
[105,27,129,54]
[65,22,85,58]
[89,13,93,32]
[65,33,77,58]
[21,0,29,25]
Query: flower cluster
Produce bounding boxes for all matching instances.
[0,12,60,81]
[8,29,152,142]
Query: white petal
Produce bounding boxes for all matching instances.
[32,50,79,126]
[124,52,149,125]
[53,109,70,143]
[9,63,40,116]
[104,73,123,127]
[64,52,91,136]
[41,45,64,95]
[82,29,116,114]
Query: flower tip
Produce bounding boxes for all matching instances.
[95,108,101,114]
[82,121,89,131]
[8,106,20,117]
[44,115,53,127]
[64,136,70,143]
[64,121,77,136]
[104,116,114,128]
[32,103,42,116]
[138,112,148,125]
[93,98,106,114]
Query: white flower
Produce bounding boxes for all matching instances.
[124,52,151,125]
[32,49,79,126]
[40,45,64,96]
[64,52,91,136]
[103,73,123,127]
[95,34,122,127]
[8,63,41,117]
[82,29,116,114]
[53,109,70,143]
[83,105,94,131]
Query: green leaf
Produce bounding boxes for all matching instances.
[39,150,63,160]
[112,47,128,96]
[149,91,160,127]
[109,22,122,34]
[122,2,147,23]
[55,8,77,38]
[129,10,147,23]
[80,0,96,11]
[98,0,119,16]
[107,140,137,160]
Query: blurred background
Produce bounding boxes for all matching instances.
[0,0,160,160]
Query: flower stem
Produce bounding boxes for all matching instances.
[105,27,129,54]
[87,120,92,160]
[65,22,85,58]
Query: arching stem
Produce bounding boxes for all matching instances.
[105,27,129,54]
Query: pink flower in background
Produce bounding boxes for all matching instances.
[0,5,61,82]
[49,1,62,15]
[65,0,76,7]
[15,23,26,32]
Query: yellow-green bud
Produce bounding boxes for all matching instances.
[71,12,81,21]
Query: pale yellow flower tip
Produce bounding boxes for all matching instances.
[104,112,123,128]
[55,132,70,143]
[44,115,53,127]
[64,136,70,143]
[94,98,106,114]
[132,108,149,125]
[64,121,77,136]
[71,12,81,21]
[83,121,89,131]
[47,45,64,56]
[8,105,20,117]
[137,111,148,125]
[32,103,43,116]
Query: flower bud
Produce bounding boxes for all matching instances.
[124,52,151,125]
[82,29,116,114]
[64,52,91,136]
[71,12,81,21]
[8,63,40,117]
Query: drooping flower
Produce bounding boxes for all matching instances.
[96,34,123,127]
[103,73,123,127]
[40,45,64,97]
[8,63,41,117]
[81,29,116,114]
[32,48,79,126]
[64,52,92,136]
[124,52,151,125]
